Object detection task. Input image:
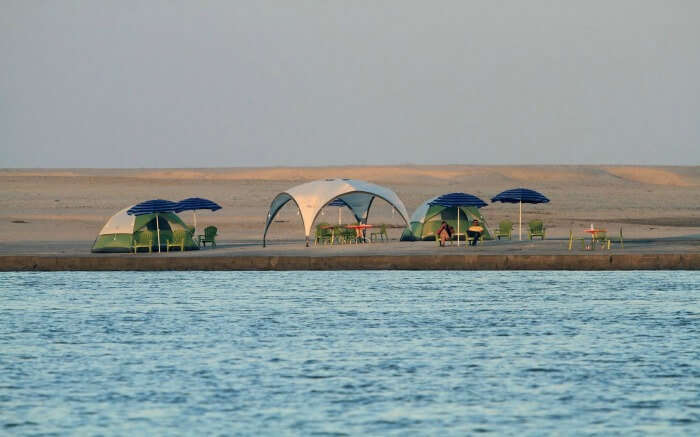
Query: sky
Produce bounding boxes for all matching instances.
[1,1,699,168]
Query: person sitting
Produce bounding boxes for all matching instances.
[436,221,453,247]
[467,219,484,246]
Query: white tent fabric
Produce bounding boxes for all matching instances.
[98,206,135,235]
[263,178,410,246]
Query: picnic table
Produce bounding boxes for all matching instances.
[320,224,375,243]
[583,228,607,249]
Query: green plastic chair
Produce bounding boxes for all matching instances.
[608,228,624,249]
[370,224,388,242]
[495,220,513,240]
[596,229,626,250]
[332,225,345,244]
[198,226,218,248]
[314,223,333,245]
[466,233,482,246]
[593,230,607,249]
[132,230,153,253]
[167,229,190,252]
[343,226,361,244]
[528,220,546,240]
[568,229,588,251]
[434,229,455,246]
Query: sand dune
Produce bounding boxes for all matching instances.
[3,165,698,186]
[127,166,700,186]
[603,167,698,187]
[127,167,469,183]
[1,166,699,244]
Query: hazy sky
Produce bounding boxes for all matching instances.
[2,1,699,168]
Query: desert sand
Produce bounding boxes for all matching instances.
[1,166,699,254]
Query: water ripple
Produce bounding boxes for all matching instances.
[0,271,698,434]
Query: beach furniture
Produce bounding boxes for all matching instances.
[568,229,589,250]
[594,230,608,248]
[453,231,466,242]
[132,230,153,253]
[609,228,624,249]
[345,223,372,243]
[466,234,482,246]
[528,220,546,240]
[340,226,358,244]
[329,225,347,244]
[198,226,218,248]
[315,224,333,245]
[370,224,388,242]
[596,228,624,250]
[570,227,621,250]
[166,230,191,252]
[330,225,341,244]
[491,188,550,240]
[126,199,180,253]
[434,233,454,246]
[494,220,513,240]
[583,227,607,249]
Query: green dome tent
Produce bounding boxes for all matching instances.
[91,207,198,253]
[401,194,493,241]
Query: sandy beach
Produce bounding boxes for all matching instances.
[1,165,699,251]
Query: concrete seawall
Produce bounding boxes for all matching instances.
[1,254,699,271]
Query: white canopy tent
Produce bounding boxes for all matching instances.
[263,178,410,246]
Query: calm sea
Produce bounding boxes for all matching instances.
[1,271,698,435]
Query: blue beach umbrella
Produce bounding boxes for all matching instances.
[491,188,550,240]
[126,199,179,216]
[429,192,488,246]
[175,198,222,234]
[127,199,179,252]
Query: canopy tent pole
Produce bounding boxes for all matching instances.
[519,201,522,241]
[156,213,161,253]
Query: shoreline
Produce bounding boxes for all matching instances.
[2,253,699,271]
[2,166,699,271]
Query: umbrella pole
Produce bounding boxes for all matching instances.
[457,207,460,247]
[156,213,161,253]
[338,207,341,225]
[519,201,522,241]
[193,211,197,235]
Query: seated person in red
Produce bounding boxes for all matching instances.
[467,219,484,246]
[436,221,453,247]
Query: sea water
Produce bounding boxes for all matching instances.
[0,271,698,435]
